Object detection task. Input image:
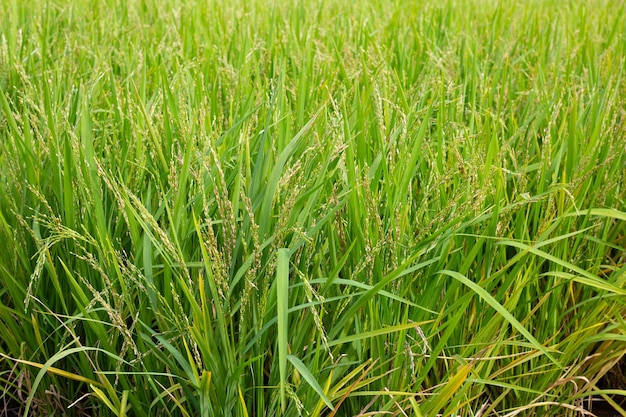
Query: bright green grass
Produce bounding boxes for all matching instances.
[1,0,625,415]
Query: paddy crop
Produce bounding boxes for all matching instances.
[1,0,625,416]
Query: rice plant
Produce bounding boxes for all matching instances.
[1,0,625,415]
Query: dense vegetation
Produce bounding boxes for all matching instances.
[1,0,625,415]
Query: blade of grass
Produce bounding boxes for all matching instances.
[287,354,335,411]
[438,270,563,369]
[276,248,290,413]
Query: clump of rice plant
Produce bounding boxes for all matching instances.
[1,0,625,415]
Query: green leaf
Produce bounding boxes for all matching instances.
[287,354,335,411]
[276,248,290,413]
[438,270,563,369]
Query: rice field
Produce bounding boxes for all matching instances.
[1,0,625,416]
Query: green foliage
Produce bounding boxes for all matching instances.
[0,0,625,415]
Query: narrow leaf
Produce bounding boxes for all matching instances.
[287,354,335,411]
